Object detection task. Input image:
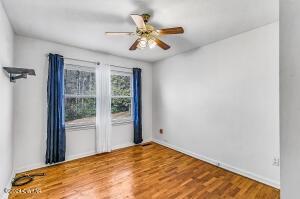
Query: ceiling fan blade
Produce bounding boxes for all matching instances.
[130,14,146,30]
[157,27,184,35]
[129,39,140,51]
[105,32,134,36]
[154,38,170,50]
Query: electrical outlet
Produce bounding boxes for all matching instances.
[273,158,280,167]
[159,129,164,134]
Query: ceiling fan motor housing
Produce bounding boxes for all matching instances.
[141,14,151,23]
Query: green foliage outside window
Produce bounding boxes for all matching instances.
[111,74,131,117]
[65,97,96,123]
[64,68,96,125]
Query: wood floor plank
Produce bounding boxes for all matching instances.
[9,143,279,199]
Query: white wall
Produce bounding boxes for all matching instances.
[152,22,279,187]
[13,35,152,172]
[280,1,300,198]
[0,1,14,198]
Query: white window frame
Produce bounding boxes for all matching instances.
[111,70,133,125]
[64,64,96,130]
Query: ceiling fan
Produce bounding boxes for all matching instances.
[105,14,184,50]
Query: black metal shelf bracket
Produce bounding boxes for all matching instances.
[2,67,36,83]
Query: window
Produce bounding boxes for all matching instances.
[64,65,132,127]
[64,65,96,128]
[111,71,133,123]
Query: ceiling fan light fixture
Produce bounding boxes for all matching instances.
[106,13,184,51]
[148,39,157,49]
[138,37,148,49]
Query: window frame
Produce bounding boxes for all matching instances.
[64,64,96,130]
[63,65,134,130]
[110,69,134,125]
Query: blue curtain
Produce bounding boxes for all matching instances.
[133,68,143,144]
[46,54,66,164]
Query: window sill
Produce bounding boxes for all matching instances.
[66,124,95,131]
[65,120,133,131]
[112,120,133,126]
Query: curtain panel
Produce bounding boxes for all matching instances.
[95,64,112,153]
[133,68,142,144]
[46,54,66,164]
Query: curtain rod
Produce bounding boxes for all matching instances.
[46,54,132,70]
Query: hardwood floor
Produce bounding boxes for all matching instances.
[9,142,279,199]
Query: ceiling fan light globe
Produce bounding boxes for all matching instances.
[138,42,146,49]
[139,37,148,48]
[139,42,147,48]
[148,39,157,49]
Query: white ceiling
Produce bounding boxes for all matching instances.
[2,0,278,62]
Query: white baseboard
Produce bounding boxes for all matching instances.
[1,169,15,199]
[112,142,135,150]
[14,150,102,173]
[15,163,49,174]
[66,151,96,161]
[112,139,152,150]
[15,139,153,174]
[152,139,280,189]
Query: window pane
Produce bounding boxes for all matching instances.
[111,98,131,120]
[65,97,96,125]
[111,74,131,96]
[79,70,96,95]
[65,69,79,95]
[64,69,95,96]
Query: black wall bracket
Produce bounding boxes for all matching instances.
[3,67,36,83]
